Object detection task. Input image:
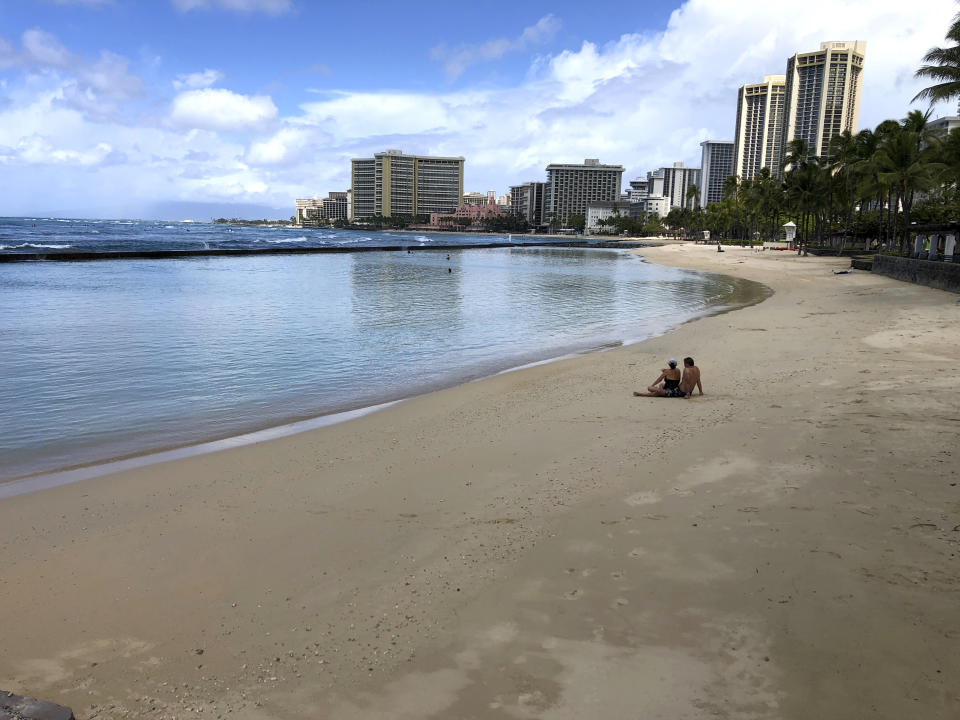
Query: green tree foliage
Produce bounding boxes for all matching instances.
[482,214,531,233]
[914,10,960,107]
[567,213,586,232]
[700,106,958,254]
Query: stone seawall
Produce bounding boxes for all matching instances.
[872,254,960,294]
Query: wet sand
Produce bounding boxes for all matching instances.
[1,244,958,719]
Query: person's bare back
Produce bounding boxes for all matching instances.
[678,356,703,397]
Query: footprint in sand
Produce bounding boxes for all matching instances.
[629,548,646,559]
[612,598,629,607]
[611,571,625,580]
[564,589,584,600]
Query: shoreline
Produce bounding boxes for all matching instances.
[1,259,770,489]
[3,244,958,719]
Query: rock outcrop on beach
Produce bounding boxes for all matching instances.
[0,692,74,720]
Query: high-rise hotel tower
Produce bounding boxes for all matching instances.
[545,159,624,226]
[350,150,464,219]
[699,140,734,207]
[781,41,866,160]
[733,75,786,181]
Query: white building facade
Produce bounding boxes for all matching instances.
[699,141,734,207]
[781,41,866,160]
[733,75,786,180]
[648,162,701,210]
[545,159,624,227]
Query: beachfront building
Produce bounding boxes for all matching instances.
[627,178,649,202]
[699,141,734,207]
[929,116,960,137]
[295,197,323,224]
[509,181,547,227]
[350,149,465,219]
[647,162,701,210]
[430,198,506,230]
[545,159,624,227]
[322,191,350,221]
[781,41,866,161]
[586,201,626,233]
[295,192,351,225]
[733,75,786,180]
[635,194,670,218]
[626,177,670,217]
[462,192,487,206]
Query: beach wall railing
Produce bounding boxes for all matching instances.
[872,254,960,294]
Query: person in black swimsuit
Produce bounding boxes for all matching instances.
[634,359,682,397]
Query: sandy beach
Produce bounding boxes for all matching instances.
[2,244,958,719]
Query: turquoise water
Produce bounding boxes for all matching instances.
[0,241,741,480]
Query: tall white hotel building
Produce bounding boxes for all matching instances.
[732,41,865,182]
[732,75,786,181]
[781,41,866,160]
[699,141,734,208]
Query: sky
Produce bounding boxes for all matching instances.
[0,0,958,220]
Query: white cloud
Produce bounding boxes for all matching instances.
[171,0,292,14]
[9,29,142,117]
[22,29,72,68]
[246,127,313,166]
[16,134,114,165]
[1,0,959,217]
[173,68,225,90]
[169,88,278,131]
[432,14,561,80]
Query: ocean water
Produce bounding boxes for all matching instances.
[0,219,748,481]
[0,216,568,253]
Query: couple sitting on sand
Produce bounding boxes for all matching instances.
[634,357,702,398]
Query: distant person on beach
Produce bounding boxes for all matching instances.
[634,358,682,397]
[634,357,702,398]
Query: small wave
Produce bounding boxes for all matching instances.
[0,243,74,249]
[164,225,175,229]
[266,236,308,243]
[335,238,362,245]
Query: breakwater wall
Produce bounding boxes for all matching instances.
[872,254,960,294]
[0,241,658,263]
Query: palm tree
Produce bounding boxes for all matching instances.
[685,185,703,237]
[914,11,960,109]
[874,122,944,254]
[826,130,860,251]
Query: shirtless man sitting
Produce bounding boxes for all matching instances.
[634,356,703,398]
[676,356,703,398]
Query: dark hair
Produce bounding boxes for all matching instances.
[683,357,694,366]
[668,360,677,367]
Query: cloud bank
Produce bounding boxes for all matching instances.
[0,0,957,218]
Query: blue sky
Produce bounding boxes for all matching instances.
[0,0,957,219]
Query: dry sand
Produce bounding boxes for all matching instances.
[2,244,958,719]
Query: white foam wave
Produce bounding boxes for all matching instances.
[266,236,307,243]
[0,243,74,249]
